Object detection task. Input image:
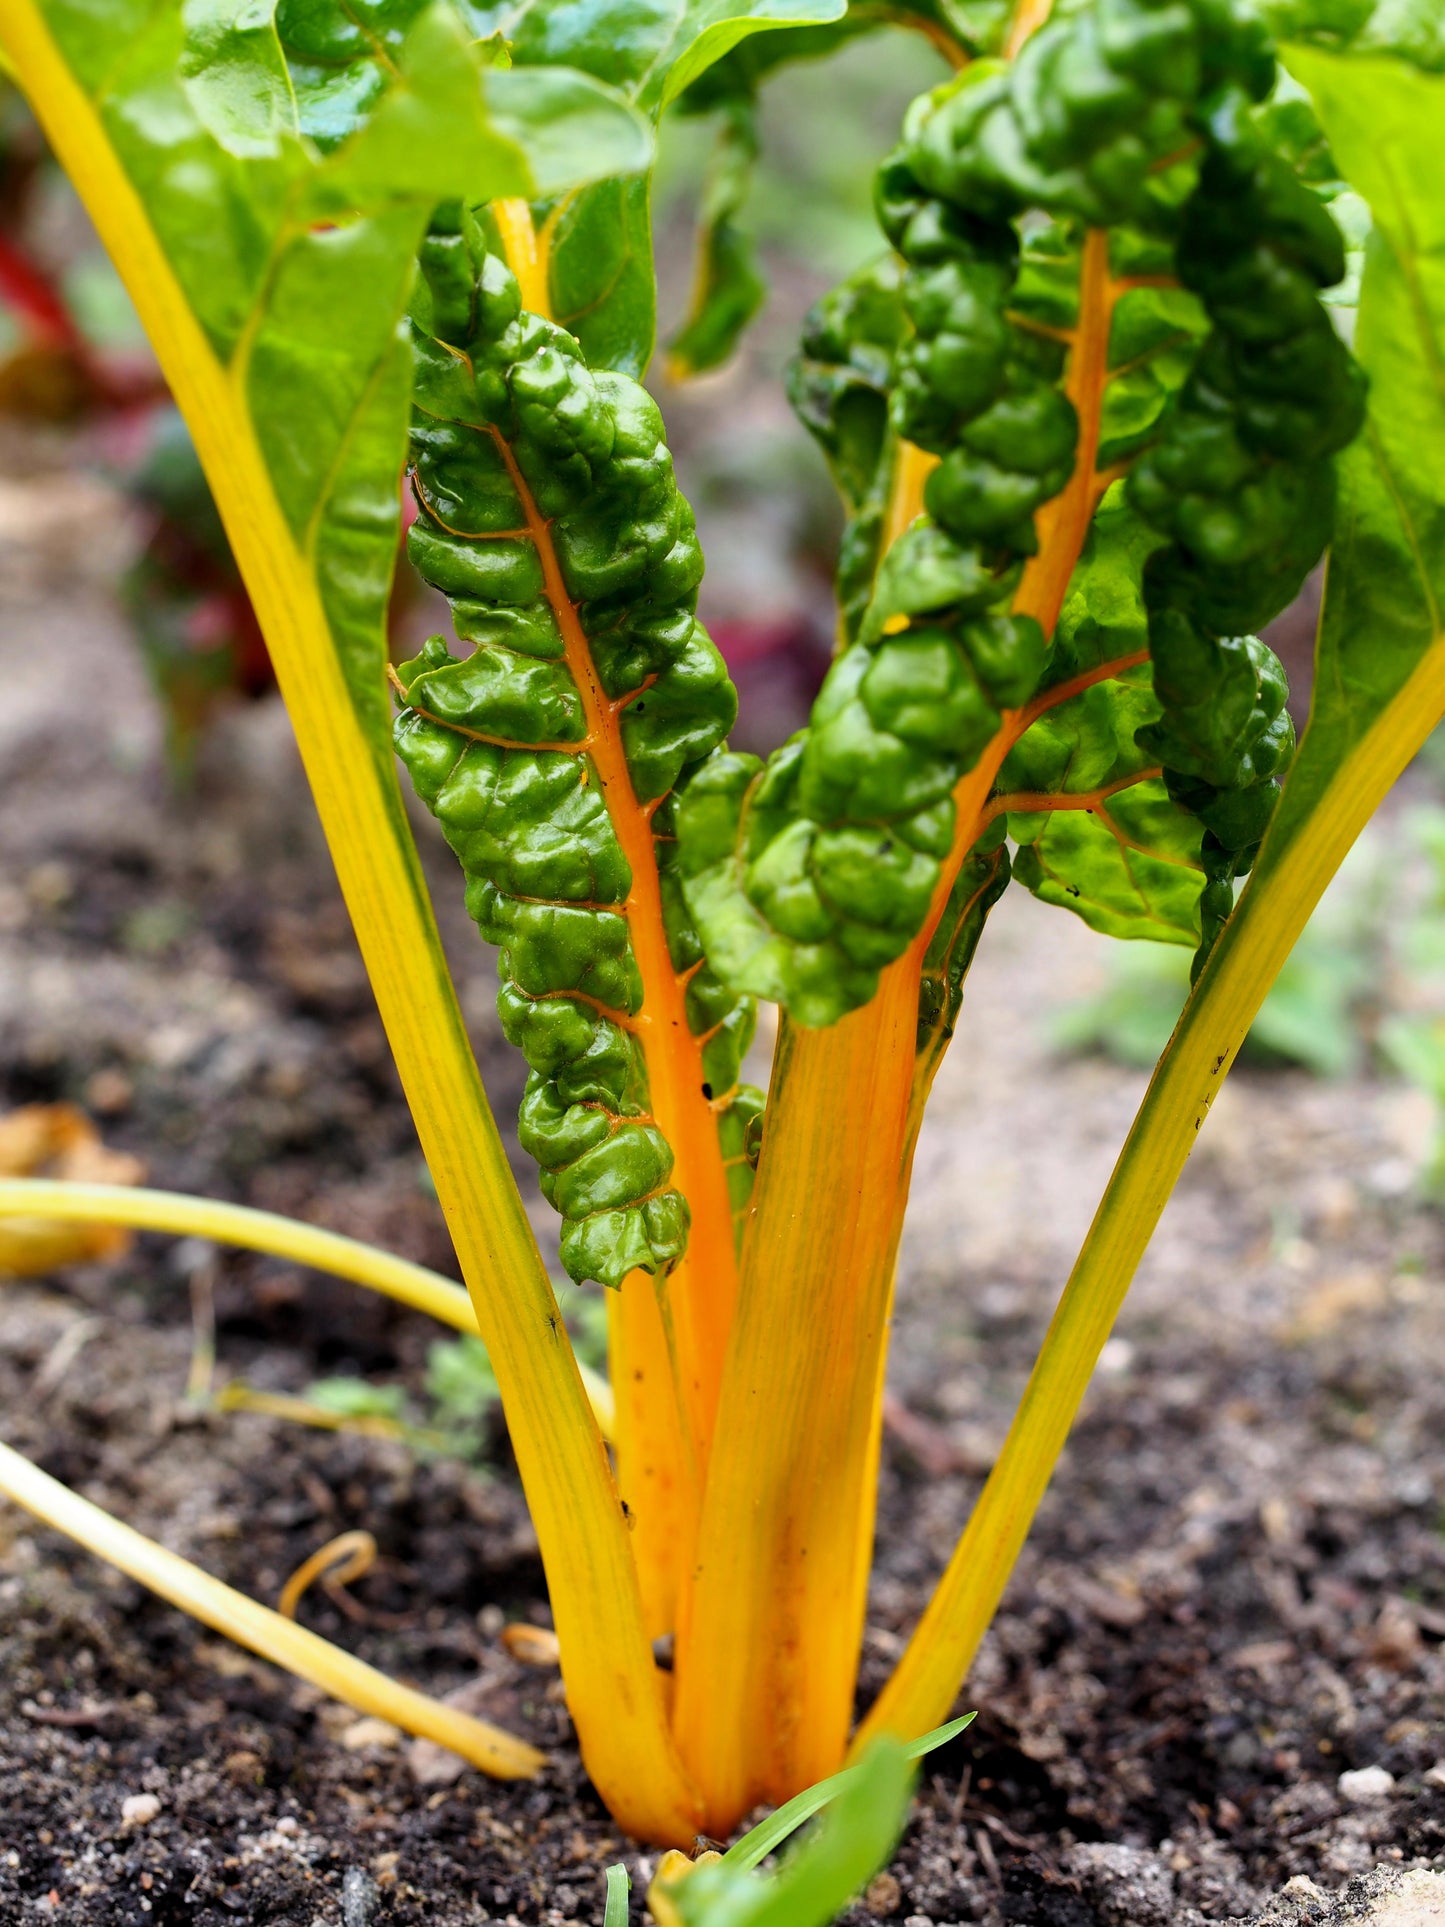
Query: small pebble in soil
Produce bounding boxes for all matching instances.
[120,1792,161,1828]
[1337,1765,1396,1804]
[342,1867,381,1927]
[865,1871,903,1915]
[1062,1841,1176,1926]
[342,1715,402,1751]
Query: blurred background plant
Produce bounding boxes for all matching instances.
[0,33,950,768]
[246,1287,611,1466]
[1054,807,1445,1209]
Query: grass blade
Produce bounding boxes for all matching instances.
[604,1863,632,1927]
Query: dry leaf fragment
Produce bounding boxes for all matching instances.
[0,1105,145,1275]
[499,1623,561,1668]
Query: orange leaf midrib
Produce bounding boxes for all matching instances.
[485,425,740,1470]
[1014,225,1118,639]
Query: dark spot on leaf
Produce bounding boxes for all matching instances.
[701,1082,713,1100]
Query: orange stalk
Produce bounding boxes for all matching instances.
[1004,0,1055,57]
[608,1272,695,1639]
[488,427,741,1491]
[670,968,922,1826]
[1014,227,1115,636]
[671,222,1132,1822]
[882,438,940,554]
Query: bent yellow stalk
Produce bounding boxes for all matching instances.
[0,1178,615,1436]
[1,0,696,1842]
[0,1440,543,1778]
[0,1177,477,1324]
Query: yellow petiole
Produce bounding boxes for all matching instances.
[0,1440,544,1779]
[0,1178,615,1438]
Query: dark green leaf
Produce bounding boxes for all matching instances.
[1000,501,1206,947]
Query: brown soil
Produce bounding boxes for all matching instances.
[0,432,1442,1927]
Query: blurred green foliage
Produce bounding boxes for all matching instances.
[1052,832,1386,1079]
[656,27,947,353]
[306,1281,610,1463]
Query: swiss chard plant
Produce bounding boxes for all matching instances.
[0,0,1441,1860]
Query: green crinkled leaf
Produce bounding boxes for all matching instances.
[279,0,849,373]
[393,212,757,1286]
[683,0,1362,1028]
[1009,772,1205,943]
[277,0,652,198]
[1000,498,1206,946]
[499,0,846,113]
[509,0,847,372]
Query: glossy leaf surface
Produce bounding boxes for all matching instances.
[999,500,1205,947]
[680,0,1355,1026]
[394,211,756,1289]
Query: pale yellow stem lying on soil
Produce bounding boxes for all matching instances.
[0,1179,615,1437]
[0,1440,543,1778]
